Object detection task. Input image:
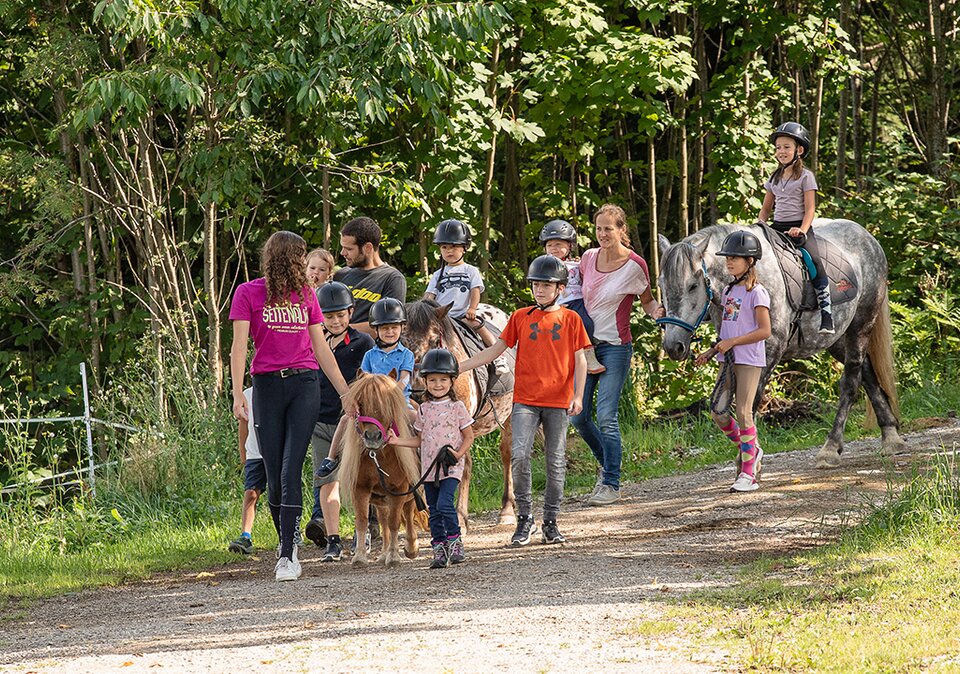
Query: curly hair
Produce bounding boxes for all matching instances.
[262,231,309,307]
[593,204,632,248]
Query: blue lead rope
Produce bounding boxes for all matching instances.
[655,259,714,342]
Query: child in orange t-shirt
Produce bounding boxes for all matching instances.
[460,255,589,547]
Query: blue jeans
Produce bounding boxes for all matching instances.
[570,342,632,489]
[424,478,460,543]
[563,298,595,341]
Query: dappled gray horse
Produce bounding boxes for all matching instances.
[658,219,907,468]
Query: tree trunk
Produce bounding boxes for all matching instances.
[924,0,948,176]
[479,39,500,274]
[500,134,525,264]
[648,138,659,280]
[322,166,332,249]
[659,126,675,234]
[679,104,690,238]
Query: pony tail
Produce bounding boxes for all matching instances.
[745,264,759,291]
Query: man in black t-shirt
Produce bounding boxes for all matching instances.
[334,216,407,336]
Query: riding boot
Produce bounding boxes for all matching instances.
[815,276,834,335]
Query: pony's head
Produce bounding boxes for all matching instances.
[657,234,714,361]
[404,299,458,396]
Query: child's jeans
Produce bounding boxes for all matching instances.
[424,478,461,542]
[511,403,569,521]
[562,298,595,341]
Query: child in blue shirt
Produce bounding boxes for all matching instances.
[315,298,416,479]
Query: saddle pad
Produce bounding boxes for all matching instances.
[754,223,859,312]
[451,317,515,412]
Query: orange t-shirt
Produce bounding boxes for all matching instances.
[500,306,591,409]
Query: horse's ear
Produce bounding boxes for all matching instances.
[658,234,673,260]
[697,236,710,256]
[435,302,454,320]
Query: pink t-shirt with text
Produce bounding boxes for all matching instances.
[580,248,650,345]
[229,278,324,375]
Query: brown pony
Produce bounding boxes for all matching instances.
[404,299,516,526]
[338,373,425,568]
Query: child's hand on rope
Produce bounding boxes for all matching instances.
[694,345,720,367]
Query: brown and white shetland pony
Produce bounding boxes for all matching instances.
[404,300,517,526]
[338,373,427,568]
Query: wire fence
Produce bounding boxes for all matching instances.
[0,363,158,498]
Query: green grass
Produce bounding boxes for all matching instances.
[632,451,960,672]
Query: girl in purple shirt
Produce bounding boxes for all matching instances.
[230,231,351,582]
[695,231,772,493]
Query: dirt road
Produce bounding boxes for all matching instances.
[4,420,957,673]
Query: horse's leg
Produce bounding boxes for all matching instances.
[456,452,472,534]
[815,338,866,469]
[382,498,403,568]
[351,489,371,567]
[498,418,516,526]
[861,357,909,455]
[402,498,420,559]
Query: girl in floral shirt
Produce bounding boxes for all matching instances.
[388,348,474,568]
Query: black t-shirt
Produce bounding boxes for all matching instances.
[318,327,375,424]
[333,264,407,324]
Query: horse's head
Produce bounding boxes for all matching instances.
[343,372,409,450]
[657,234,714,361]
[403,299,457,393]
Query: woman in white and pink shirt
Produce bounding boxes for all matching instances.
[573,204,664,507]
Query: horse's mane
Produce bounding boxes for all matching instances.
[337,373,421,510]
[406,298,456,345]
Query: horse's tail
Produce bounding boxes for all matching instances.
[865,284,900,428]
[338,430,361,510]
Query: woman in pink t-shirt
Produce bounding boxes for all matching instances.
[573,204,664,507]
[229,231,350,582]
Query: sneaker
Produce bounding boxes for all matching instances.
[731,448,763,492]
[228,535,253,555]
[322,537,343,562]
[585,348,606,375]
[304,517,326,547]
[316,456,339,479]
[351,531,372,555]
[275,555,302,582]
[430,541,450,569]
[587,484,620,506]
[819,310,835,335]
[541,520,566,544]
[447,536,465,564]
[510,516,537,547]
[587,472,604,499]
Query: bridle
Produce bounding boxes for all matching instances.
[655,249,716,342]
[353,411,400,451]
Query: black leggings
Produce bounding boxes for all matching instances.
[773,220,828,291]
[252,370,321,559]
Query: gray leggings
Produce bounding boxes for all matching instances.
[511,403,569,520]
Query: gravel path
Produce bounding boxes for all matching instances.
[3,420,958,673]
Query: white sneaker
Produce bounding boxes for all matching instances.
[275,555,302,582]
[587,484,620,506]
[730,449,763,492]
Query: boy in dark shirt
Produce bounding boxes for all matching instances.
[303,282,375,562]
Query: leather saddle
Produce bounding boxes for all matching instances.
[753,222,859,312]
[450,317,514,416]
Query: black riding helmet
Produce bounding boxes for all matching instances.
[526,254,569,284]
[419,348,459,377]
[369,297,407,326]
[717,231,763,260]
[538,219,577,244]
[317,281,354,313]
[433,219,472,248]
[770,122,811,155]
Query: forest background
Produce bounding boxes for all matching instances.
[0,0,958,590]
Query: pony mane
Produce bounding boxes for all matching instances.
[406,298,456,345]
[337,373,421,510]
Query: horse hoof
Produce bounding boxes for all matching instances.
[880,439,909,456]
[815,451,841,469]
[385,556,401,569]
[404,547,419,560]
[498,513,517,527]
[352,557,368,568]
